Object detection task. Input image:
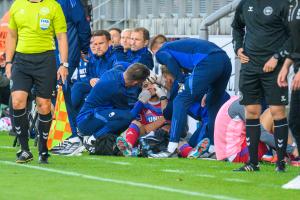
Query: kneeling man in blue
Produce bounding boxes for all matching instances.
[76,63,150,146]
[155,38,232,157]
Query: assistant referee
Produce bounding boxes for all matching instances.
[5,0,68,164]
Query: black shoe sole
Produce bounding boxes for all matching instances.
[16,158,33,164]
[39,160,49,164]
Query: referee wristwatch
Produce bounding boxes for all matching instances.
[273,53,280,60]
[60,62,69,68]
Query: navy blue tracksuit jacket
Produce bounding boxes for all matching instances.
[77,70,133,138]
[156,38,232,145]
[126,47,154,70]
[55,0,91,137]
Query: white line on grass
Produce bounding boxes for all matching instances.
[0,146,15,149]
[223,178,250,183]
[0,160,242,200]
[282,175,300,190]
[85,157,131,166]
[162,169,185,173]
[196,174,216,178]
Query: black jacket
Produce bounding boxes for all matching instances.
[288,0,300,70]
[232,0,292,66]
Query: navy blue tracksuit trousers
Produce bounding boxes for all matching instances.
[169,52,232,144]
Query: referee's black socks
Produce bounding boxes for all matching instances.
[246,119,261,165]
[13,108,30,152]
[38,112,52,155]
[274,118,288,163]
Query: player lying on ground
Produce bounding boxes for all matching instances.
[214,96,298,165]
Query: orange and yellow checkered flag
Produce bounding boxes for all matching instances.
[47,86,72,150]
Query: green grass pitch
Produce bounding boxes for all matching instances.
[0,132,299,200]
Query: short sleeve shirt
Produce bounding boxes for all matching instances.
[9,0,67,53]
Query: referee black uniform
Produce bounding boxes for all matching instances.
[232,0,291,171]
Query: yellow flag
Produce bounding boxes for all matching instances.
[47,86,72,150]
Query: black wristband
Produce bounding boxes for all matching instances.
[4,61,12,67]
[160,96,167,101]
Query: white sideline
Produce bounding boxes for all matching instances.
[223,178,250,183]
[86,157,131,166]
[0,145,15,149]
[0,160,242,200]
[162,169,185,173]
[282,175,300,190]
[196,174,216,178]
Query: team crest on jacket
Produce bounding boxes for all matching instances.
[263,6,273,16]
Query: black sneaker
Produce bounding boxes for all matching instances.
[83,136,96,154]
[275,160,286,172]
[16,151,33,164]
[16,150,22,158]
[233,162,260,172]
[39,152,50,164]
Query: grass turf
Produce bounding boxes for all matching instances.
[0,132,299,200]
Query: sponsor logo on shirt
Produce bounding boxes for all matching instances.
[40,18,50,30]
[146,116,161,123]
[263,6,273,16]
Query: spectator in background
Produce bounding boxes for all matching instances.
[55,0,91,151]
[120,29,132,53]
[150,34,168,75]
[109,27,122,47]
[127,27,154,70]
[278,0,300,166]
[150,34,167,54]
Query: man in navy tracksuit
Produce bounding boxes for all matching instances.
[126,27,154,70]
[154,38,232,157]
[71,30,126,113]
[76,63,150,150]
[56,0,91,139]
[122,28,154,106]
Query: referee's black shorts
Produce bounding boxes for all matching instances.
[11,50,57,99]
[239,62,288,106]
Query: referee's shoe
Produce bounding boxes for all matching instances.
[16,150,33,164]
